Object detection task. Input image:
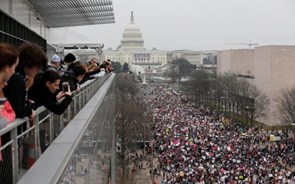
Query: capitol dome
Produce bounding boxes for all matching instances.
[120,12,145,51]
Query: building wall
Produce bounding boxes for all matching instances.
[219,46,295,125]
[217,49,254,76]
[255,46,295,124]
[182,53,202,65]
[104,50,167,69]
[254,46,274,124]
[254,47,273,98]
[231,49,255,76]
[217,50,232,75]
[167,52,173,64]
[171,50,204,66]
[1,0,47,38]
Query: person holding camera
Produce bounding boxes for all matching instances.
[28,70,72,115]
[60,63,86,92]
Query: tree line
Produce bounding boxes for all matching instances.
[164,58,295,125]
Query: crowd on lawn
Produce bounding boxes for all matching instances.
[139,85,295,184]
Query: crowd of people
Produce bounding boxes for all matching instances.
[0,42,113,183]
[140,85,295,183]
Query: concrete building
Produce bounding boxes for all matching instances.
[217,49,255,77]
[218,46,295,125]
[104,12,167,70]
[255,45,295,125]
[171,50,217,68]
[172,50,202,66]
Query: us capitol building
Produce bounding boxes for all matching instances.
[103,12,168,71]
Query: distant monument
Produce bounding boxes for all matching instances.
[142,75,148,85]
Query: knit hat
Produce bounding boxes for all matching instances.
[51,54,61,63]
[64,53,76,63]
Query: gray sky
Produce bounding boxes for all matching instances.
[49,0,295,51]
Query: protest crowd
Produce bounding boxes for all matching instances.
[139,85,295,184]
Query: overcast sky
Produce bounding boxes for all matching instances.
[49,0,295,51]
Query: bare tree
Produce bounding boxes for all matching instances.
[275,87,295,125]
[215,72,240,117]
[249,85,270,121]
[214,72,269,125]
[163,65,181,83]
[115,73,145,184]
[164,58,194,83]
[172,58,194,77]
[182,70,211,103]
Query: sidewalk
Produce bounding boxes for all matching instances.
[132,160,161,184]
[129,149,162,184]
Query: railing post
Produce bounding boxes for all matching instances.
[86,88,89,102]
[83,88,86,108]
[67,103,71,121]
[34,115,41,158]
[11,127,19,184]
[59,115,64,134]
[85,88,88,104]
[79,92,82,111]
[73,95,77,115]
[49,112,54,143]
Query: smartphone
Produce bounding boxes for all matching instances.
[0,98,6,105]
[62,82,69,92]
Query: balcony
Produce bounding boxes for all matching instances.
[0,74,116,184]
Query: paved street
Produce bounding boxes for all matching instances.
[132,159,161,184]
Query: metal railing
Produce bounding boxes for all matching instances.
[0,74,112,184]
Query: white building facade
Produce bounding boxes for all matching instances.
[104,12,167,69]
[170,50,217,69]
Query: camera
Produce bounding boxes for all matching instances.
[62,82,69,92]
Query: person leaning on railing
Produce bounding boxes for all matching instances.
[0,43,20,184]
[28,70,73,115]
[100,59,114,73]
[1,42,47,183]
[3,42,48,120]
[60,63,87,92]
[87,57,99,72]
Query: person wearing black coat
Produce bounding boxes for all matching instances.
[28,70,72,115]
[60,64,86,92]
[3,43,48,119]
[2,42,47,184]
